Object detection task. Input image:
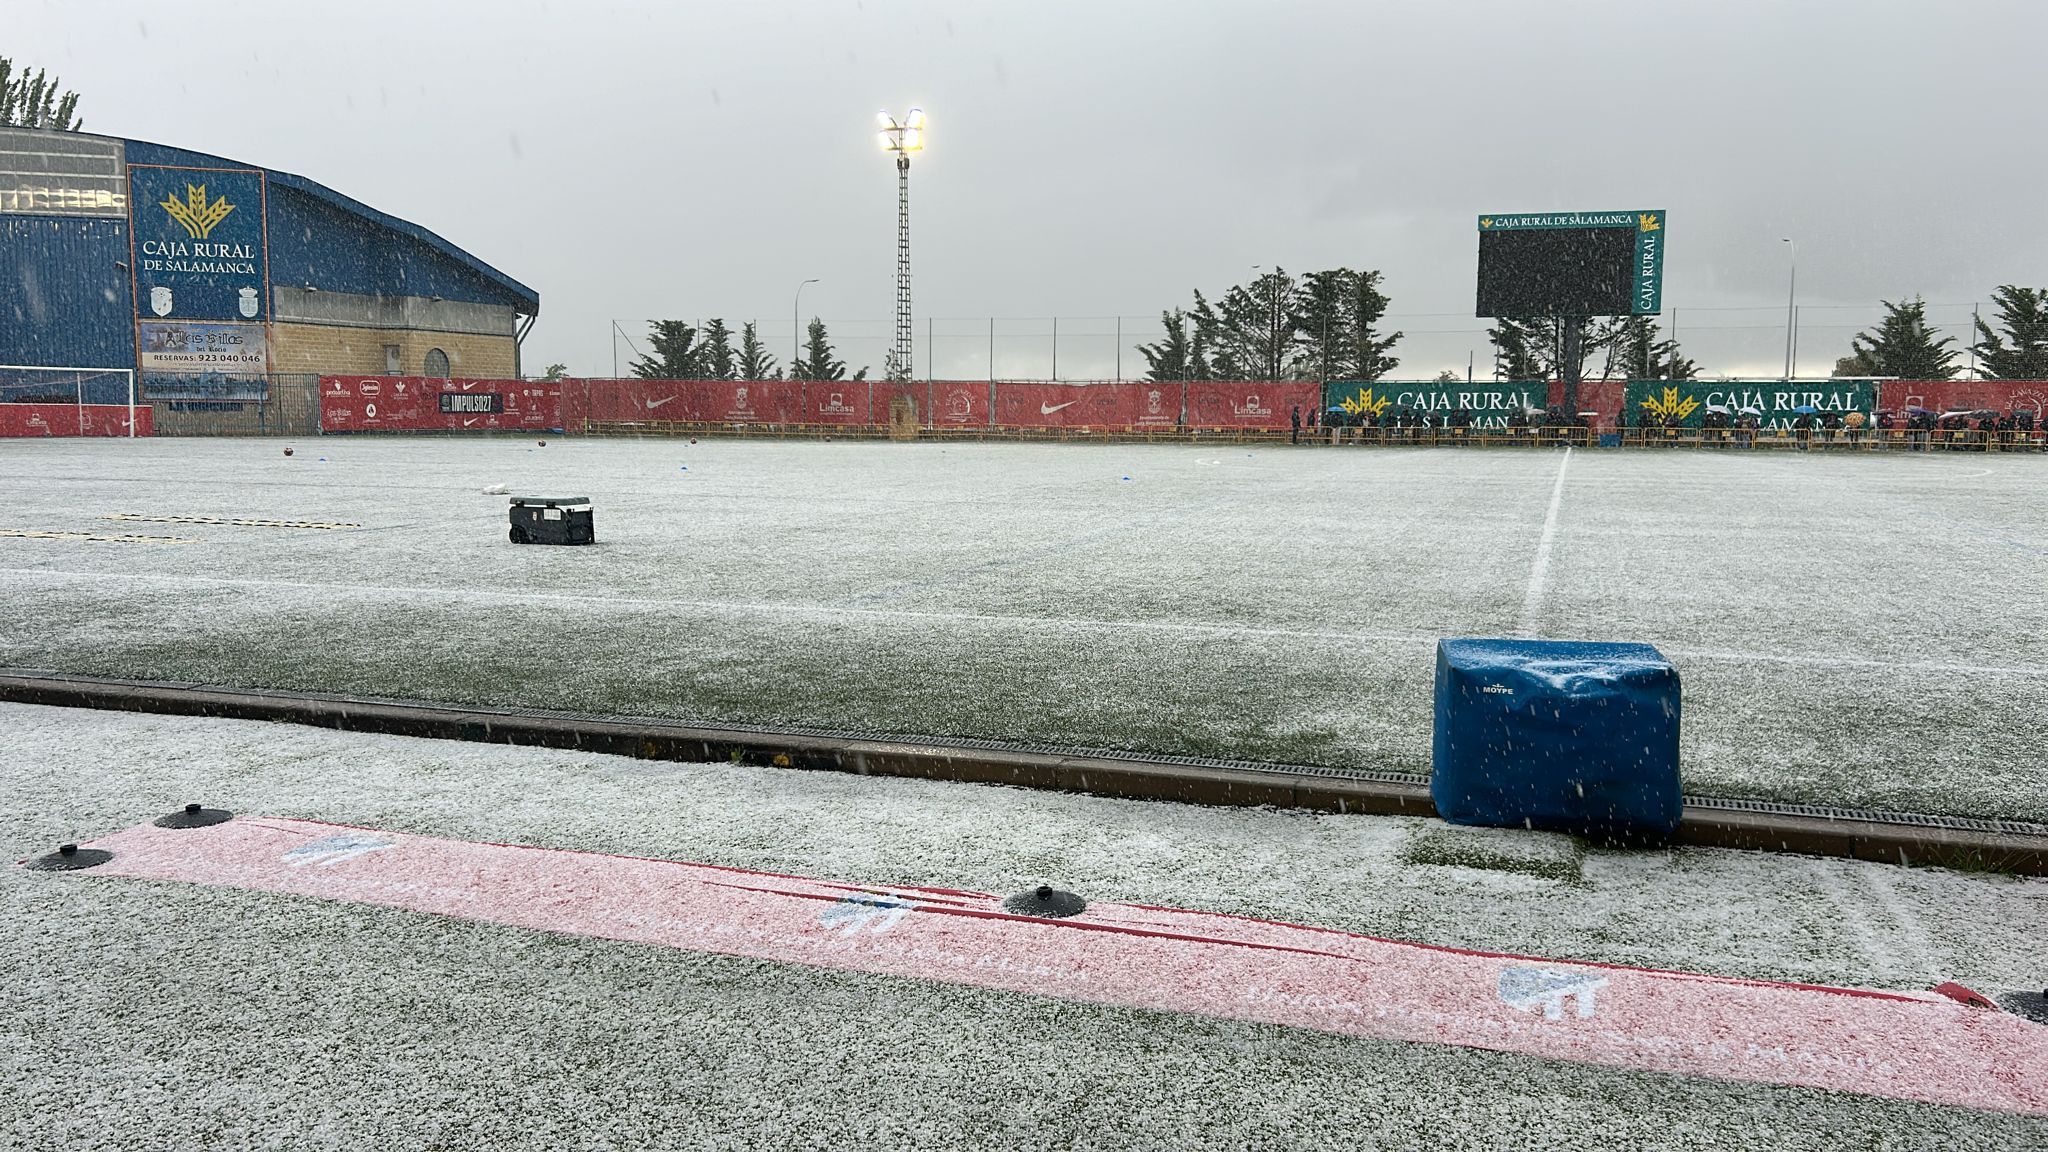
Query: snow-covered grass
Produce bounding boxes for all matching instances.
[4,704,2045,1149]
[1401,823,1587,882]
[1,436,2043,820]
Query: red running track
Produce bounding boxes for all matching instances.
[55,817,2048,1115]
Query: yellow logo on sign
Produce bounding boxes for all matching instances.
[1639,386,1698,421]
[160,183,236,239]
[1638,213,1662,233]
[1338,387,1393,418]
[1479,218,1494,229]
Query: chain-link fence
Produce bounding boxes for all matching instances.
[139,374,322,436]
[599,302,2005,385]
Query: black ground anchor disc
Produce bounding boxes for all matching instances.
[154,803,233,829]
[1997,990,2048,1025]
[1003,885,1087,918]
[25,843,113,872]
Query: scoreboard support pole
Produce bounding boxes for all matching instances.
[1560,316,1585,416]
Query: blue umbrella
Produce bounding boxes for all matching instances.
[1792,405,1821,415]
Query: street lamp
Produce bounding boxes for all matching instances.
[793,278,819,377]
[877,107,925,381]
[1252,263,1280,380]
[1781,238,1797,381]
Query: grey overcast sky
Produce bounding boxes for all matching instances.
[15,0,2048,379]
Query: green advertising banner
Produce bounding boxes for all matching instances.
[1632,211,1665,315]
[1325,381,1548,429]
[1623,380,1880,429]
[1476,211,1640,231]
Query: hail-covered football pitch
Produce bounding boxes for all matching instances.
[2,434,2044,822]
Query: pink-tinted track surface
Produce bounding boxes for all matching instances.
[60,816,2048,1116]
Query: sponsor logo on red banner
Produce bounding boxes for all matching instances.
[319,377,560,433]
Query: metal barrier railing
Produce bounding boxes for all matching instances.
[575,419,2046,450]
[1616,427,2044,451]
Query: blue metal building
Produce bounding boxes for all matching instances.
[2,126,538,407]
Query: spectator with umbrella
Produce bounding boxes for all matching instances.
[1737,405,1763,448]
[1702,403,1732,446]
[1791,404,1819,449]
[1906,406,1935,450]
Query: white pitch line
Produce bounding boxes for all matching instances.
[0,567,1435,649]
[1518,447,1572,636]
[6,564,2046,680]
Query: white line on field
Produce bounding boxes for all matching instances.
[5,565,2044,679]
[0,567,1435,649]
[1517,447,1572,637]
[1656,647,2048,678]
[1858,866,1940,980]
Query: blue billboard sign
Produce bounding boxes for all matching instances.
[128,165,267,322]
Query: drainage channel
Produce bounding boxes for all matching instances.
[3,670,2044,874]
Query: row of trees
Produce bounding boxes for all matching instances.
[1832,288,2048,380]
[1487,315,1697,383]
[1137,267,1401,383]
[1132,266,1704,385]
[623,291,2046,384]
[627,318,869,382]
[1135,270,2045,384]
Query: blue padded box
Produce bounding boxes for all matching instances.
[1431,638,1682,844]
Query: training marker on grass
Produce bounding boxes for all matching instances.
[49,816,2048,1116]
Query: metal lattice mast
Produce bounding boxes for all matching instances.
[877,108,925,383]
[896,154,913,380]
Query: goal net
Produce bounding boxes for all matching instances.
[0,364,139,435]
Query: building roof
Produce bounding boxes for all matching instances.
[117,133,539,316]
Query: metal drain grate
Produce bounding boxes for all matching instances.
[374,696,2048,835]
[5,670,2041,840]
[1682,794,2048,838]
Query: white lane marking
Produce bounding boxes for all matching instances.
[0,567,1433,648]
[1518,447,1572,636]
[5,565,2045,679]
[1858,866,1940,981]
[1659,647,2048,678]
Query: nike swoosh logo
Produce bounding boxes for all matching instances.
[463,417,481,427]
[1041,400,1078,415]
[646,396,676,410]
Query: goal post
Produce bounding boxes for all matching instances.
[0,364,139,437]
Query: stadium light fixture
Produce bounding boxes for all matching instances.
[793,278,820,374]
[1781,238,1797,381]
[877,107,926,381]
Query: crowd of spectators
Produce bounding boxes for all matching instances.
[1288,404,1591,443]
[1282,401,2041,449]
[1618,405,2038,449]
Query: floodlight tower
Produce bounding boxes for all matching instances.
[877,107,925,381]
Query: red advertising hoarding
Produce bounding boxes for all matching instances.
[703,379,804,423]
[804,381,872,425]
[1184,382,1318,428]
[1573,380,1628,430]
[928,381,992,426]
[869,382,914,424]
[1878,379,2048,416]
[574,379,809,424]
[992,382,1181,427]
[319,378,561,433]
[558,378,589,430]
[872,381,989,426]
[0,403,153,437]
[572,378,649,424]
